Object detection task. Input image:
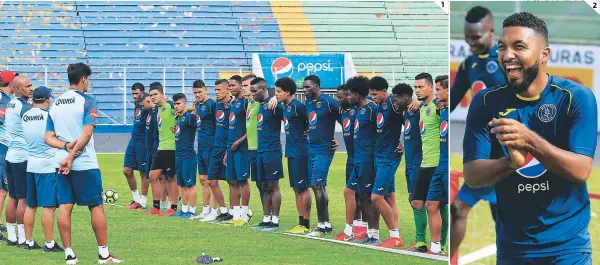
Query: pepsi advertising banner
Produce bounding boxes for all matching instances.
[252,53,357,89]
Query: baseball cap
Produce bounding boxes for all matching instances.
[33,86,52,101]
[0,70,16,84]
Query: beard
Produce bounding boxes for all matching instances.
[340,100,352,110]
[505,58,540,94]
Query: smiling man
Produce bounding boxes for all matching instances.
[463,12,596,265]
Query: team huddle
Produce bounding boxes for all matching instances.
[119,72,450,254]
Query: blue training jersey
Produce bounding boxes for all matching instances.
[145,106,159,152]
[450,44,505,112]
[131,102,149,142]
[463,75,596,258]
[375,95,404,160]
[257,97,283,153]
[306,93,340,156]
[195,98,216,151]
[437,107,448,169]
[6,97,31,163]
[213,97,233,148]
[22,107,56,173]
[228,97,248,150]
[0,90,12,146]
[175,110,197,159]
[282,99,308,157]
[353,102,377,163]
[47,89,99,170]
[403,109,422,168]
[338,107,356,159]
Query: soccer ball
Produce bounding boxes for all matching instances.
[103,189,119,203]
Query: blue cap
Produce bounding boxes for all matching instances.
[33,86,52,101]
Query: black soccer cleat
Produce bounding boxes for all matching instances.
[43,242,65,253]
[7,239,19,246]
[23,241,42,250]
[0,224,6,232]
[324,227,333,234]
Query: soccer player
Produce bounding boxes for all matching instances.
[146,82,180,216]
[21,86,64,251]
[242,74,263,209]
[224,75,251,225]
[207,79,233,222]
[4,75,33,247]
[44,63,122,263]
[275,77,312,233]
[140,93,158,211]
[304,75,340,236]
[251,77,283,231]
[190,80,219,221]
[450,6,502,258]
[0,70,15,237]
[123,83,149,210]
[172,93,198,218]
[425,75,450,255]
[464,12,596,265]
[368,76,405,248]
[410,72,440,253]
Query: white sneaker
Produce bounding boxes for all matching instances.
[190,211,208,220]
[200,213,218,222]
[98,254,124,264]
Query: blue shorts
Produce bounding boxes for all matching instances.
[405,163,419,194]
[352,161,375,193]
[457,183,497,207]
[248,150,258,181]
[197,149,211,175]
[345,157,354,183]
[7,161,27,199]
[27,172,58,208]
[123,140,146,170]
[287,155,309,189]
[497,252,592,265]
[257,151,283,182]
[373,157,399,196]
[225,149,250,181]
[144,148,156,177]
[176,157,197,187]
[309,154,333,186]
[207,147,227,180]
[0,144,7,190]
[57,169,103,206]
[427,166,448,203]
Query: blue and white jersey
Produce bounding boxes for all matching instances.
[46,89,99,170]
[6,97,31,163]
[0,90,12,146]
[23,107,56,173]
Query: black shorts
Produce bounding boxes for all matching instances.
[410,167,436,201]
[150,150,176,178]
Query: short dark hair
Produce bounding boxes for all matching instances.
[173,93,186,102]
[193,80,205,88]
[503,12,548,45]
[149,82,163,94]
[275,77,296,95]
[215,79,229,86]
[131,82,145,92]
[435,75,449,89]
[368,76,388,91]
[242,74,257,82]
[304,75,320,87]
[67,63,92,85]
[415,72,433,86]
[465,6,492,23]
[346,76,370,97]
[250,77,266,86]
[392,83,413,97]
[336,84,346,91]
[230,75,242,84]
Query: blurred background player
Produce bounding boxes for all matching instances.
[45,63,122,263]
[190,80,219,221]
[449,6,502,259]
[425,75,450,255]
[206,79,233,222]
[275,77,312,233]
[464,12,596,265]
[146,82,179,216]
[5,75,33,247]
[252,77,284,231]
[172,93,198,218]
[123,83,149,210]
[368,76,405,248]
[410,72,440,253]
[0,70,15,238]
[304,75,340,237]
[140,92,158,210]
[21,86,64,251]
